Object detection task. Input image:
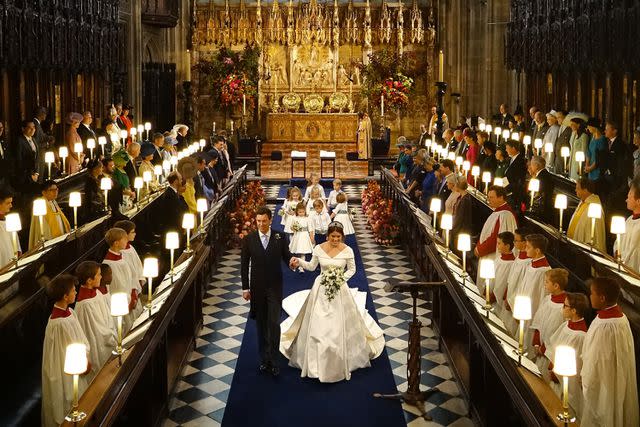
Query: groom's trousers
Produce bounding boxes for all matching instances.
[255,288,281,366]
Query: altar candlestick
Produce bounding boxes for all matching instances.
[438,50,444,81]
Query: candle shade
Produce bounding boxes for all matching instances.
[100,177,112,191]
[119,130,128,139]
[162,160,171,174]
[544,142,554,154]
[587,203,602,219]
[110,293,129,316]
[513,295,532,320]
[560,146,570,158]
[182,213,195,229]
[512,133,520,141]
[110,133,119,143]
[44,151,55,164]
[479,123,486,131]
[142,170,152,183]
[575,151,585,162]
[130,128,137,137]
[5,213,21,232]
[440,213,453,231]
[86,138,95,149]
[479,259,495,279]
[553,345,577,377]
[425,139,432,148]
[33,198,47,217]
[69,192,82,208]
[485,124,493,134]
[165,232,180,250]
[493,177,504,187]
[471,166,480,177]
[447,152,456,161]
[611,216,626,234]
[534,138,543,150]
[170,156,179,167]
[429,198,442,214]
[74,142,83,154]
[502,129,510,140]
[98,136,107,147]
[154,165,163,177]
[462,160,471,172]
[455,156,463,168]
[59,146,69,158]
[143,257,159,278]
[481,171,492,184]
[528,178,540,192]
[133,177,143,190]
[197,198,208,213]
[64,343,88,375]
[199,139,206,149]
[457,233,471,252]
[137,124,144,136]
[522,135,532,146]
[494,127,502,136]
[554,194,568,210]
[144,122,152,131]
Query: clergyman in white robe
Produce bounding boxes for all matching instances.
[617,215,640,272]
[566,193,606,253]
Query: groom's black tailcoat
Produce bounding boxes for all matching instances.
[240,229,293,366]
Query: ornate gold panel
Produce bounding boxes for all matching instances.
[267,113,358,143]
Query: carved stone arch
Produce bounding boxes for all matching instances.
[143,36,164,63]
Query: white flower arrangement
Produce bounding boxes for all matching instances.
[278,207,286,217]
[320,265,346,301]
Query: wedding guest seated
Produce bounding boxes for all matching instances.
[567,177,606,252]
[617,177,640,271]
[531,268,568,364]
[415,159,437,212]
[543,292,589,418]
[451,176,473,244]
[83,158,106,222]
[28,180,71,249]
[41,274,91,427]
[581,277,639,427]
[511,234,550,352]
[528,155,554,223]
[473,185,518,279]
[74,260,116,381]
[0,187,20,267]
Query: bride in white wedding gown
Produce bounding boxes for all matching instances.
[280,222,385,383]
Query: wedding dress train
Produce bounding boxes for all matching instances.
[279,245,385,383]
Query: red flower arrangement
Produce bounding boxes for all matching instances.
[377,74,413,110]
[227,181,266,247]
[220,73,255,108]
[361,180,400,245]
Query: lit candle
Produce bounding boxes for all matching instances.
[440,213,453,251]
[575,151,585,176]
[45,151,55,178]
[534,138,543,156]
[68,192,82,232]
[5,213,21,259]
[243,94,247,116]
[561,146,571,173]
[513,295,532,366]
[457,233,471,278]
[380,94,384,116]
[429,198,442,230]
[528,178,540,207]
[166,232,180,276]
[610,216,626,265]
[213,121,216,133]
[438,50,444,81]
[98,136,107,156]
[182,213,196,253]
[482,171,492,194]
[144,122,151,141]
[59,146,69,175]
[185,50,191,81]
[86,139,95,159]
[33,198,47,243]
[143,257,159,309]
[471,165,480,188]
[555,194,567,234]
[587,203,602,248]
[479,259,495,313]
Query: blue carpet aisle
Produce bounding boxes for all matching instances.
[162,189,473,427]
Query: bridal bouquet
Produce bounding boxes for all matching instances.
[320,265,346,301]
[291,221,303,232]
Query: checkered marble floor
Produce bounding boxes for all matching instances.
[162,206,473,427]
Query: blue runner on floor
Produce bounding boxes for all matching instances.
[221,200,405,427]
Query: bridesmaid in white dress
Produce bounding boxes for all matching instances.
[280,222,385,383]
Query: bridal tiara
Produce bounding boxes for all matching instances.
[329,221,344,229]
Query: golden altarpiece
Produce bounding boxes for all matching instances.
[191,0,437,176]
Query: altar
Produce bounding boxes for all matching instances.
[262,113,367,178]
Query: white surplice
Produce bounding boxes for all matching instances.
[502,253,531,334]
[103,252,143,334]
[0,219,20,269]
[492,252,515,318]
[618,215,640,272]
[581,307,639,427]
[121,244,145,282]
[41,308,90,427]
[511,257,550,352]
[280,245,385,383]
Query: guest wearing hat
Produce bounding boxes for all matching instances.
[111,150,135,204]
[585,117,608,186]
[139,143,159,198]
[162,132,178,163]
[65,112,85,174]
[173,124,189,151]
[542,111,560,171]
[103,106,122,155]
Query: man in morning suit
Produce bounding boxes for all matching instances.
[159,171,188,232]
[603,121,633,217]
[504,139,527,214]
[241,206,298,376]
[528,156,554,223]
[435,159,455,201]
[15,120,40,194]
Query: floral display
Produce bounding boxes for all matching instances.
[361,180,400,245]
[195,45,260,109]
[319,265,346,302]
[377,74,413,110]
[228,180,266,247]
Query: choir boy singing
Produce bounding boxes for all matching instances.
[74,261,117,379]
[530,268,569,364]
[114,220,145,287]
[503,228,532,333]
[492,231,515,319]
[581,277,639,427]
[41,274,91,427]
[618,177,640,271]
[102,228,143,333]
[511,234,551,350]
[544,292,589,418]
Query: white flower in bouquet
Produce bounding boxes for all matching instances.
[291,221,302,232]
[278,207,286,217]
[320,265,346,301]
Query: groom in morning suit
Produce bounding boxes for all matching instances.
[241,206,298,376]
